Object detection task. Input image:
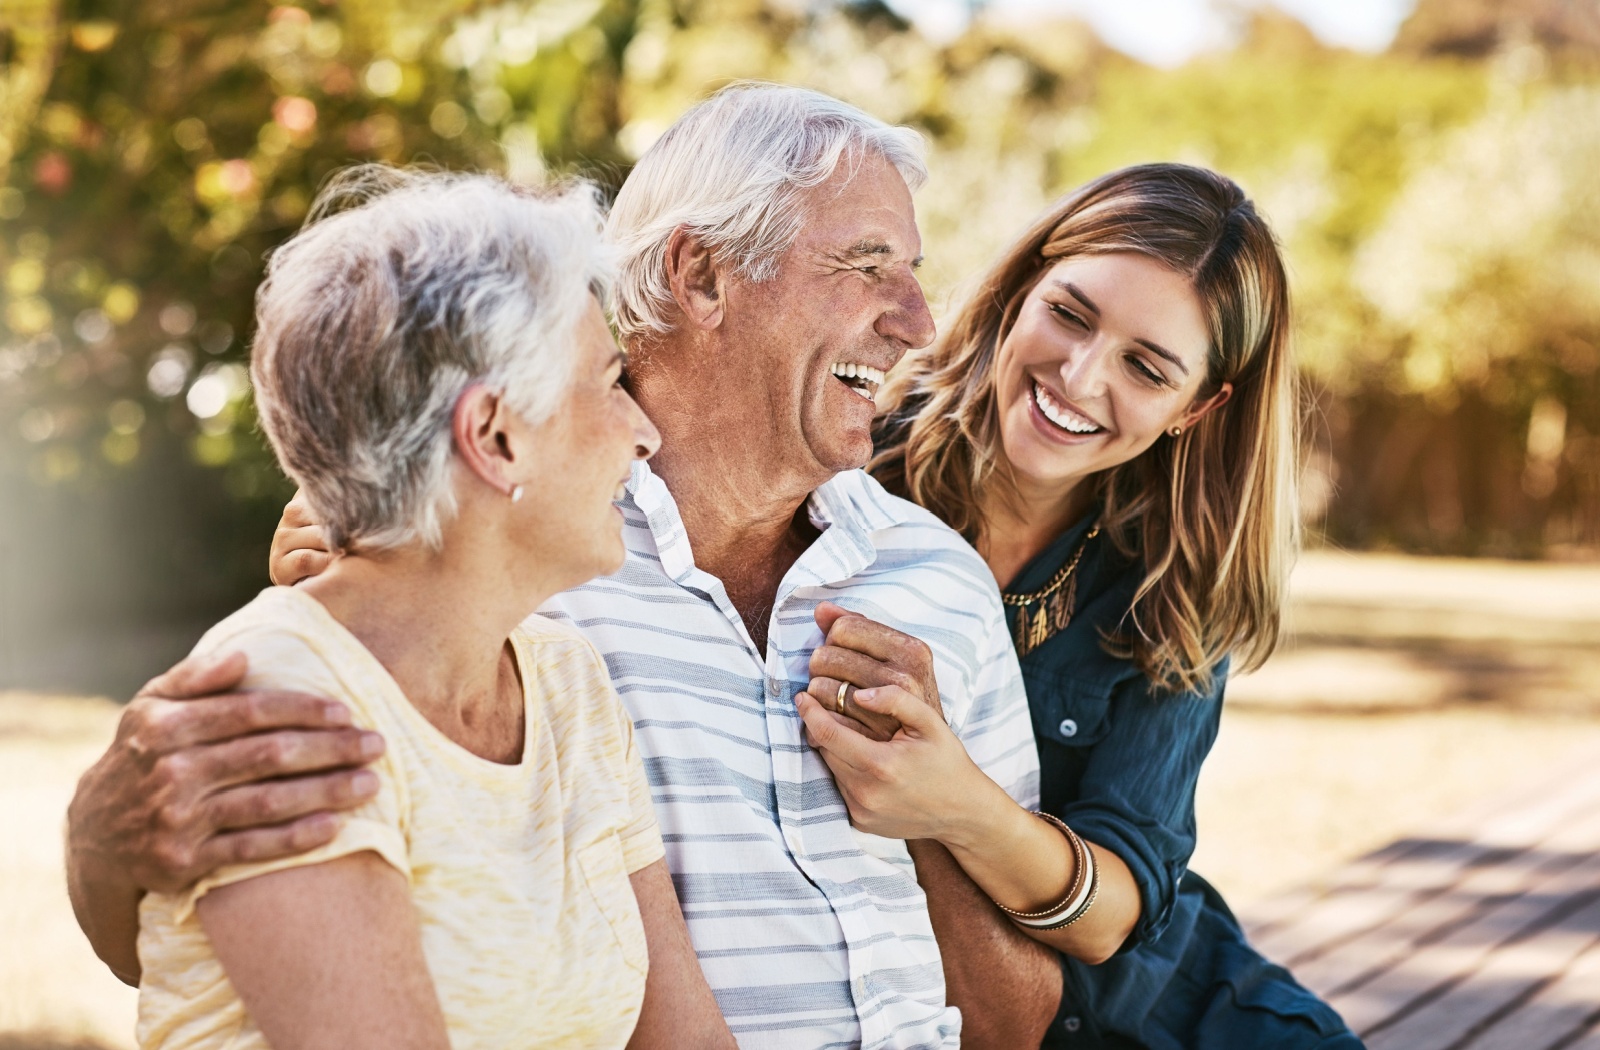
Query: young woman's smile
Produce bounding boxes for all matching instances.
[994,252,1226,492]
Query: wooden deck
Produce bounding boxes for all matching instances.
[1241,748,1600,1049]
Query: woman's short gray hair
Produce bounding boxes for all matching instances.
[251,166,610,553]
[608,82,927,340]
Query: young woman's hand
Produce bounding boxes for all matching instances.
[270,490,336,586]
[795,682,1002,843]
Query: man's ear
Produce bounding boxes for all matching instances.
[451,384,521,497]
[664,227,726,330]
[1182,381,1233,430]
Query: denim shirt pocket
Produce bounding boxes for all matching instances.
[1032,672,1116,749]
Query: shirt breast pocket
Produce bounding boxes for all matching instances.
[1033,672,1115,749]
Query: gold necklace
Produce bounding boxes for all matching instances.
[1001,523,1100,657]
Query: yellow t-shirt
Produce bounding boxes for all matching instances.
[135,586,664,1050]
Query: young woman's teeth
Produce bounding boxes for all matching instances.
[830,361,884,402]
[1034,382,1102,434]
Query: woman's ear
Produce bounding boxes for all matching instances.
[451,384,523,498]
[1182,381,1233,430]
[663,227,726,330]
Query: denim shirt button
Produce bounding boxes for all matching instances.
[1058,718,1078,738]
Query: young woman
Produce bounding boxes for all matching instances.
[131,168,733,1050]
[796,164,1362,1049]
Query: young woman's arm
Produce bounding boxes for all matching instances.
[796,684,1142,964]
[626,858,737,1049]
[198,851,449,1050]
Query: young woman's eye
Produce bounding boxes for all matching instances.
[1047,303,1086,328]
[1126,355,1166,385]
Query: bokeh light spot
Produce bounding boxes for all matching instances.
[102,283,140,324]
[147,345,193,398]
[364,59,403,97]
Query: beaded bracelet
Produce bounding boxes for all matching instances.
[993,811,1099,930]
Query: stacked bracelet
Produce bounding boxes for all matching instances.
[993,811,1100,931]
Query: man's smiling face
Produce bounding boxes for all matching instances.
[713,151,935,485]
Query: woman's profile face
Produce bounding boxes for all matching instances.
[519,298,659,583]
[992,252,1222,498]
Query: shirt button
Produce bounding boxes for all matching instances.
[1058,718,1078,738]
[1063,1016,1082,1032]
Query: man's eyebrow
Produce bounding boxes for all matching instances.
[831,240,924,270]
[1053,281,1190,376]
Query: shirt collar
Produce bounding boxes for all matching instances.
[624,461,917,589]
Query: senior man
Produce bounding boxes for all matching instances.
[66,85,1063,1048]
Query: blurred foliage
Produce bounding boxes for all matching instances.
[0,0,1598,688]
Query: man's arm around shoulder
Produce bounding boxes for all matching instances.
[65,651,382,983]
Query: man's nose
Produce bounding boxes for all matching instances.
[875,270,936,353]
[630,398,662,461]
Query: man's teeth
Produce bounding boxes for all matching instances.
[830,362,885,402]
[1033,382,1102,434]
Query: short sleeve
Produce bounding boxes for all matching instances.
[171,622,412,923]
[1055,662,1226,952]
[553,628,665,877]
[612,688,665,875]
[952,613,1041,812]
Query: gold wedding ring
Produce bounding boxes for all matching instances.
[835,680,850,715]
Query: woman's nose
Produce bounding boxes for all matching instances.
[1058,336,1111,397]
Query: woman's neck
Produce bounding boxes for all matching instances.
[977,470,1095,591]
[299,533,553,764]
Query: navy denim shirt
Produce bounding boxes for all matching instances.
[1012,514,1359,1050]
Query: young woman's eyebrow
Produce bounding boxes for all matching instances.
[1053,280,1191,377]
[1136,339,1190,376]
[1055,281,1100,316]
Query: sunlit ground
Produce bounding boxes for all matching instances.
[3,552,1598,1049]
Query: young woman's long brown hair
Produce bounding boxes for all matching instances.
[873,163,1298,694]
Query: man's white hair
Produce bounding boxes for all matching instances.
[607,82,928,340]
[251,166,611,553]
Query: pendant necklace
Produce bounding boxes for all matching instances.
[1001,522,1100,657]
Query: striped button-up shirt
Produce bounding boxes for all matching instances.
[541,462,1039,1050]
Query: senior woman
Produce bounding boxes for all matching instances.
[131,168,733,1050]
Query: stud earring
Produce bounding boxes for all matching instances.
[1169,425,1183,437]
[510,485,524,502]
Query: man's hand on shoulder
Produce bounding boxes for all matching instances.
[66,649,384,982]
